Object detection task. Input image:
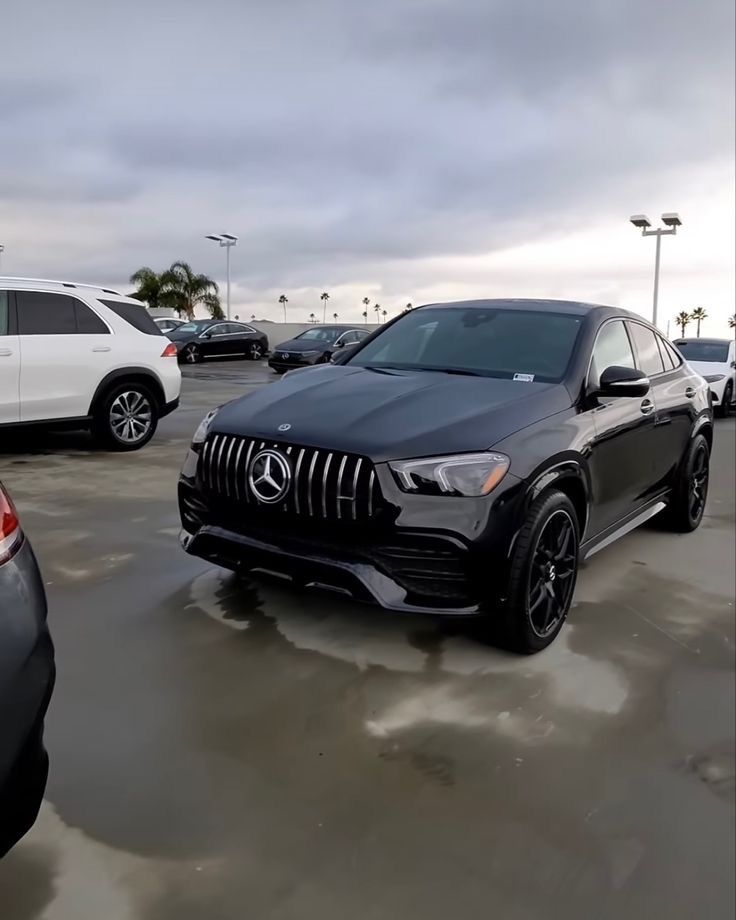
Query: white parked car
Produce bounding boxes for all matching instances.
[153,317,185,334]
[0,277,181,450]
[674,337,735,418]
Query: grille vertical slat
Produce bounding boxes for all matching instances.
[294,449,305,514]
[203,435,379,522]
[233,441,245,500]
[224,438,236,498]
[351,458,363,521]
[306,450,318,516]
[335,455,348,519]
[321,453,333,518]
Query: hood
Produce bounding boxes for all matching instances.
[686,360,729,377]
[273,337,335,353]
[212,365,572,461]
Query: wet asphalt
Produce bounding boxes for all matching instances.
[0,361,734,920]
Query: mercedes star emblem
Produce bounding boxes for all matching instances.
[278,423,291,432]
[248,449,291,504]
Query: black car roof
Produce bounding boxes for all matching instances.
[417,298,640,321]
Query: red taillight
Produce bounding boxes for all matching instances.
[0,484,22,563]
[162,342,178,358]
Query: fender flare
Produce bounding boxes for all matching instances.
[88,368,165,416]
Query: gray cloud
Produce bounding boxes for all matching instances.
[1,0,733,309]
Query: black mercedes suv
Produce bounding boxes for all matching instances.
[178,299,712,652]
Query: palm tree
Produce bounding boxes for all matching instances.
[362,311,368,323]
[320,292,330,323]
[729,315,735,330]
[405,302,413,312]
[333,312,339,322]
[309,312,316,324]
[382,309,388,322]
[278,294,288,321]
[161,262,221,320]
[675,311,691,337]
[690,307,708,337]
[129,267,174,311]
[374,303,381,322]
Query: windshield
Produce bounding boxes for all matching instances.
[675,341,730,363]
[176,321,211,334]
[296,327,343,343]
[347,307,584,382]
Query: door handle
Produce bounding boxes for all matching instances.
[0,348,13,357]
[684,387,695,399]
[640,398,655,415]
[92,346,111,352]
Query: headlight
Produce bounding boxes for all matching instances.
[704,374,725,383]
[192,408,219,447]
[389,452,510,497]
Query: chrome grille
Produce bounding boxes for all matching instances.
[199,434,381,522]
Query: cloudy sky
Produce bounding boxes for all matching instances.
[1,0,734,333]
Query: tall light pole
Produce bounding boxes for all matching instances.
[205,233,238,319]
[629,213,682,329]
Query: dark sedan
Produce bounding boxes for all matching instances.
[0,481,55,856]
[179,299,711,653]
[268,325,370,373]
[167,320,269,364]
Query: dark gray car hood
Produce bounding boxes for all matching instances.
[212,365,572,461]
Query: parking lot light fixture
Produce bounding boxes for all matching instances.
[629,212,682,329]
[205,234,238,320]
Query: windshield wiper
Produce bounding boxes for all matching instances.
[420,366,485,377]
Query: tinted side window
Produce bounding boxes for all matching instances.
[99,300,163,336]
[656,335,675,371]
[75,300,109,334]
[628,322,665,376]
[0,291,8,335]
[590,321,635,387]
[17,291,77,335]
[663,339,683,367]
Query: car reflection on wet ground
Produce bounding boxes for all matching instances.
[0,360,733,920]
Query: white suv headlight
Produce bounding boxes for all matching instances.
[389,453,510,497]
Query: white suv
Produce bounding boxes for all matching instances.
[674,337,735,418]
[0,277,181,450]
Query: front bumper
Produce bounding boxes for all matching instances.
[179,460,524,615]
[268,353,323,373]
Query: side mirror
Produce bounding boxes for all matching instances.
[597,365,650,398]
[201,330,213,339]
[333,340,344,348]
[730,360,735,369]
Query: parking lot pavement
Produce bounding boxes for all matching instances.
[0,361,733,920]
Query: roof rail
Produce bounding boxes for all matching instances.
[0,276,122,296]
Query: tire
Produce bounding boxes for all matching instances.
[715,381,732,418]
[662,433,710,532]
[499,490,580,653]
[248,342,264,361]
[92,382,158,452]
[181,343,202,364]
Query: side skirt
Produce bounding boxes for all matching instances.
[581,498,669,560]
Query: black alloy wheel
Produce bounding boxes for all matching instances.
[527,509,578,640]
[716,381,733,417]
[661,432,710,532]
[688,442,709,521]
[499,489,580,653]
